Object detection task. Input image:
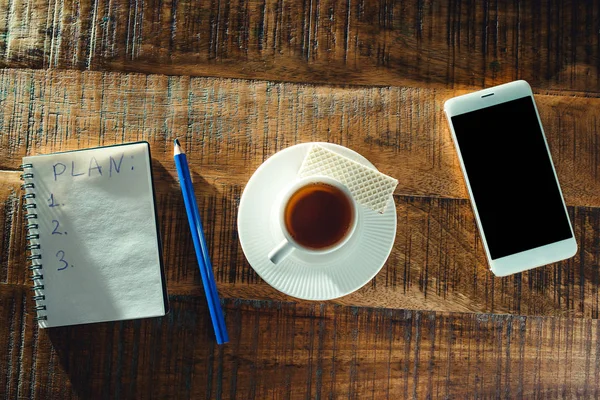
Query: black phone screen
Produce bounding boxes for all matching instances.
[451,96,573,260]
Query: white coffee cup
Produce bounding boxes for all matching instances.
[268,176,358,264]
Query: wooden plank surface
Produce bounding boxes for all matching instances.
[1,67,600,397]
[1,69,600,319]
[2,70,600,207]
[0,0,599,92]
[1,1,600,398]
[1,284,599,399]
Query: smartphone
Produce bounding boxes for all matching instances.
[443,80,577,277]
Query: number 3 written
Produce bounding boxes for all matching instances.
[56,250,69,271]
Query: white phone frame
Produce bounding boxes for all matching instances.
[444,80,577,277]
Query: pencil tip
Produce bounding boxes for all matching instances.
[174,139,183,156]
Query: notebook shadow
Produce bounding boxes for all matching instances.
[45,322,118,398]
[43,157,236,397]
[45,296,220,399]
[40,157,176,397]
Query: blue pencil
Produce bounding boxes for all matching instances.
[174,139,229,344]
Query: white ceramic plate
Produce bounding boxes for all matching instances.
[237,142,397,300]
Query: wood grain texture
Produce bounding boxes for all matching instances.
[1,1,600,395]
[1,69,600,319]
[1,284,599,399]
[0,0,599,91]
[1,69,600,206]
[0,171,22,285]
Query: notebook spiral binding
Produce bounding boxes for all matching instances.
[19,163,47,322]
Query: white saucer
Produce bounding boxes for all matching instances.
[237,142,397,300]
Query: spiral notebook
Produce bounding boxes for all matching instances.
[21,142,168,328]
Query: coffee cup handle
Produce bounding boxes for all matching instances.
[268,239,294,264]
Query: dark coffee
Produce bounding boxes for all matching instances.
[284,182,353,250]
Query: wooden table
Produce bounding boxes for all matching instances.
[2,1,600,398]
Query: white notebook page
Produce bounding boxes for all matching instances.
[23,142,167,328]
